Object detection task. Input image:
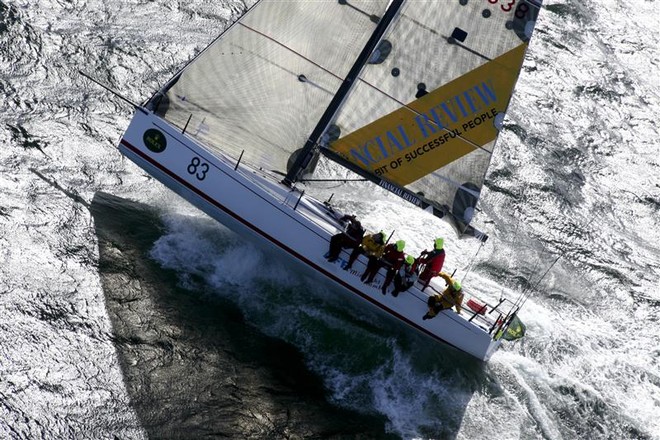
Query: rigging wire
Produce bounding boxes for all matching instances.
[299,178,367,182]
[460,185,528,304]
[460,240,485,284]
[506,186,534,307]
[517,254,562,310]
[507,203,601,316]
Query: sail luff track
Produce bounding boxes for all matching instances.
[283,0,406,185]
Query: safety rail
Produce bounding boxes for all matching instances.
[422,280,517,336]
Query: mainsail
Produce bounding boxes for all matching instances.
[149,0,391,173]
[148,0,542,240]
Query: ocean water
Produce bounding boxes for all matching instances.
[1,1,659,439]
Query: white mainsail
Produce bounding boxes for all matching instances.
[151,0,390,174]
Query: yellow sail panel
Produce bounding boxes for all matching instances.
[329,43,529,187]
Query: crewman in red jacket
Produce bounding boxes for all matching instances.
[415,237,445,291]
[376,240,406,293]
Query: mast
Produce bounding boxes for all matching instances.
[283,0,406,186]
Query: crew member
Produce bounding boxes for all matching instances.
[345,231,386,272]
[327,214,365,262]
[391,255,419,297]
[422,272,464,320]
[375,240,406,293]
[415,237,445,291]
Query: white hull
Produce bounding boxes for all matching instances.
[118,110,506,361]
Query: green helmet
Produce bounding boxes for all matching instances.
[405,255,415,265]
[396,240,405,252]
[452,280,462,291]
[434,237,444,250]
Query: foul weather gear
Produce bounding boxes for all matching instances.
[392,260,419,297]
[363,242,405,290]
[346,232,385,271]
[416,248,445,290]
[327,215,365,262]
[422,272,464,320]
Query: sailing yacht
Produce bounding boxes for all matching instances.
[116,0,543,361]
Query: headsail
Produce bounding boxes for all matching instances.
[149,0,391,175]
[324,0,543,239]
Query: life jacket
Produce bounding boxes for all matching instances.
[426,272,464,316]
[418,249,445,274]
[427,289,463,316]
[438,288,463,309]
[381,243,405,269]
[361,234,385,257]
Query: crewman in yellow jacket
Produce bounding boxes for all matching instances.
[422,272,464,320]
[344,231,385,271]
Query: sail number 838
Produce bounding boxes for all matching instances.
[488,0,515,11]
[487,0,529,17]
[187,156,209,181]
